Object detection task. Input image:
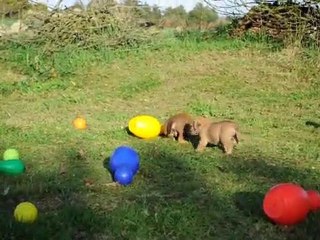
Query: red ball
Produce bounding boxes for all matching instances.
[263,183,311,225]
[306,190,320,212]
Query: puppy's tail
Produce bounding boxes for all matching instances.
[234,130,240,144]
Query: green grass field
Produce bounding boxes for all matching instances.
[0,31,320,239]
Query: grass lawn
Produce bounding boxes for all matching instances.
[0,32,320,239]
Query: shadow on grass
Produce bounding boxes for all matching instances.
[220,154,319,189]
[233,191,265,218]
[1,143,320,239]
[220,153,320,239]
[124,126,135,137]
[0,145,113,240]
[305,120,320,129]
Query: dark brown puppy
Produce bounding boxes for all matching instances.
[160,113,193,143]
[189,116,240,154]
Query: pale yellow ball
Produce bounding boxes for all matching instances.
[14,202,38,224]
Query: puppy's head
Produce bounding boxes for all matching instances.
[190,119,202,135]
[190,117,210,135]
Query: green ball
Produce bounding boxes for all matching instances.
[3,149,20,161]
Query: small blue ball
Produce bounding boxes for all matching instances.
[114,166,134,186]
[109,146,140,175]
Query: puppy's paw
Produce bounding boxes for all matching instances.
[196,146,205,152]
[178,139,189,144]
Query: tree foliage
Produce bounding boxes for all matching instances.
[122,0,141,6]
[160,3,219,29]
[87,0,117,9]
[163,5,188,19]
[161,5,188,28]
[188,3,218,28]
[138,4,162,24]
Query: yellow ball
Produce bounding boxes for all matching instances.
[128,115,161,139]
[14,202,38,224]
[3,148,19,160]
[72,117,87,130]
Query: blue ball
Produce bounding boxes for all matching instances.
[109,146,140,175]
[114,166,134,186]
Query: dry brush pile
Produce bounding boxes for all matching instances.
[231,2,320,45]
[1,5,158,51]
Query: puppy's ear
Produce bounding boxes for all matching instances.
[192,120,200,129]
[192,120,196,129]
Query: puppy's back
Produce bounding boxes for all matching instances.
[160,112,193,136]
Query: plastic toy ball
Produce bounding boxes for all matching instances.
[128,115,161,139]
[0,159,25,176]
[3,148,19,161]
[14,202,38,224]
[263,183,320,226]
[72,117,87,130]
[109,146,140,175]
[114,166,134,186]
[306,190,320,211]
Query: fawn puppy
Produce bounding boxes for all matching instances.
[189,116,240,154]
[160,112,194,143]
